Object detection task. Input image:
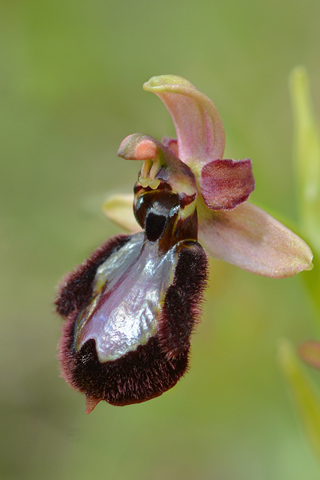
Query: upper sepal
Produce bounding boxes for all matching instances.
[143,75,225,168]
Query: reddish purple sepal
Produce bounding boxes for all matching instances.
[200,159,255,210]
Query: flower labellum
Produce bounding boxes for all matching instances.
[56,75,313,413]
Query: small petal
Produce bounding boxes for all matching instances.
[299,341,320,370]
[143,75,225,168]
[102,194,141,233]
[200,159,255,210]
[198,200,313,278]
[162,137,179,156]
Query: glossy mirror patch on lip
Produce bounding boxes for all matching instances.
[74,233,179,362]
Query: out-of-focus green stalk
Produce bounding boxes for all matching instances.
[290,67,320,319]
[279,340,320,460]
[291,67,320,252]
[280,69,320,465]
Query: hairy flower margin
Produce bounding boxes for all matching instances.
[56,75,313,413]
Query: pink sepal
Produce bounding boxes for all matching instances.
[198,202,313,278]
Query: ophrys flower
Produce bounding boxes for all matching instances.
[56,75,313,413]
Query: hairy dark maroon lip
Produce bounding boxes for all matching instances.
[56,187,207,412]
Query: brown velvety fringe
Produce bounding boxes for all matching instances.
[158,241,208,359]
[57,236,208,406]
[55,234,131,317]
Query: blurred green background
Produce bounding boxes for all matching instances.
[1,0,320,479]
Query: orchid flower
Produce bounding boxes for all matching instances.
[56,75,313,414]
